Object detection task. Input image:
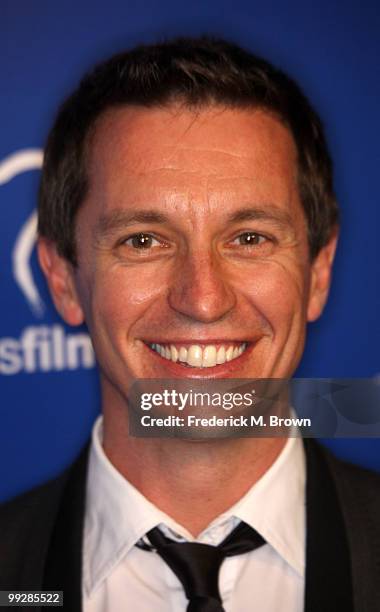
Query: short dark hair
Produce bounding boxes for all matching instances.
[38,36,338,264]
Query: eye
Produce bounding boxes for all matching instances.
[124,233,161,249]
[232,232,267,246]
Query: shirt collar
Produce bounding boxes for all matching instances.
[83,416,305,596]
[83,417,189,595]
[218,431,306,577]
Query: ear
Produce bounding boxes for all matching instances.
[37,237,85,326]
[307,228,339,322]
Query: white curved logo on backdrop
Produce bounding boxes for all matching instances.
[0,149,44,316]
[0,149,95,375]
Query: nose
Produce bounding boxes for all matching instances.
[167,251,237,323]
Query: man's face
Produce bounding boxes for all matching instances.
[41,105,336,406]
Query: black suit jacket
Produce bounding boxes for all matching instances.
[0,439,379,612]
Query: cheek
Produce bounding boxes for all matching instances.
[84,264,167,332]
[239,262,309,333]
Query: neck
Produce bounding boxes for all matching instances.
[102,411,286,536]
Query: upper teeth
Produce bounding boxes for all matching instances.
[149,343,247,368]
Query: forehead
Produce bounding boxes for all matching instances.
[84,104,301,219]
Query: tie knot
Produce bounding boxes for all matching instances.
[147,532,224,601]
[142,522,265,612]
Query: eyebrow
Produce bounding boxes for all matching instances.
[226,206,293,228]
[95,209,168,240]
[94,204,293,240]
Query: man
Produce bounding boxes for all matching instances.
[0,37,379,612]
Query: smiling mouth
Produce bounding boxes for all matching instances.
[148,342,248,368]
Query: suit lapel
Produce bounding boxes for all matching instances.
[43,444,89,612]
[304,438,354,612]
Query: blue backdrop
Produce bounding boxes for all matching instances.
[1,0,379,502]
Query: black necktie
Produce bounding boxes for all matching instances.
[138,521,265,612]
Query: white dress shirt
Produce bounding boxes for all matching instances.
[83,416,306,611]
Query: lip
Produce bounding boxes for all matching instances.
[143,340,256,378]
